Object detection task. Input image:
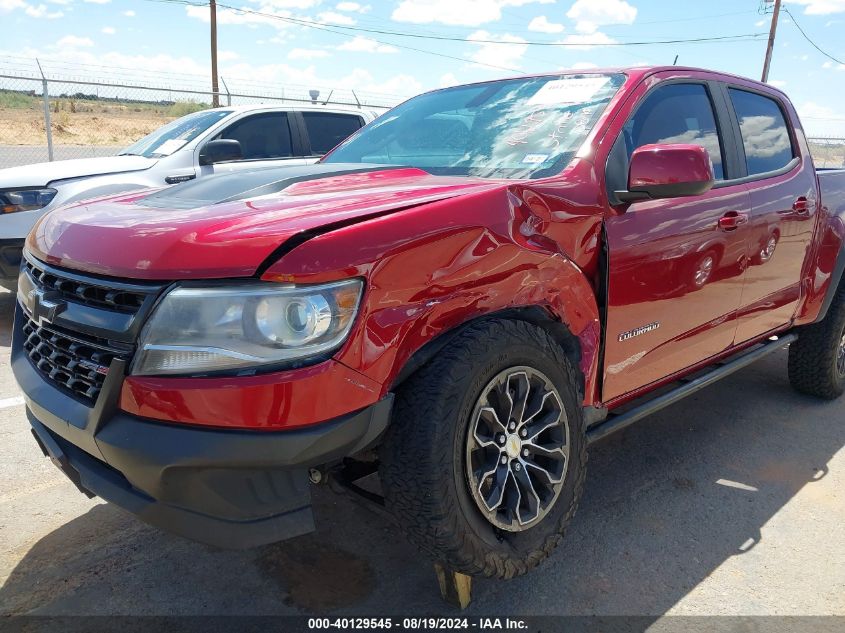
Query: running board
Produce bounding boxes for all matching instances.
[586,333,798,445]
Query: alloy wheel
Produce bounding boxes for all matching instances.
[760,236,777,262]
[694,255,715,287]
[465,367,570,532]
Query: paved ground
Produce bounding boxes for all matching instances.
[0,145,122,169]
[0,284,843,617]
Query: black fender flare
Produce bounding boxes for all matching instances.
[815,244,845,323]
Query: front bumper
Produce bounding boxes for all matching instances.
[0,238,23,288]
[13,303,393,548]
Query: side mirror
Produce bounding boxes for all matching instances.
[198,139,243,166]
[617,143,715,203]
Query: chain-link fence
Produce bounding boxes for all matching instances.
[0,57,402,169]
[808,137,845,169]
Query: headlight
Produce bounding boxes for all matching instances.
[132,279,364,376]
[1,188,57,214]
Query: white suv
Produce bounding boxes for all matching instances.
[0,104,378,288]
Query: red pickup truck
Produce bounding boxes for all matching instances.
[13,66,845,579]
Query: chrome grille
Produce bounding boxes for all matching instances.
[21,315,131,403]
[23,258,146,314]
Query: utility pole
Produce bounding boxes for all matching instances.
[761,0,782,83]
[210,0,220,107]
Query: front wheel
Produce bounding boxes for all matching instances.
[379,320,587,579]
[788,284,845,400]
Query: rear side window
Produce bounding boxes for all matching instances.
[303,112,364,155]
[216,112,293,160]
[621,83,725,180]
[728,88,794,176]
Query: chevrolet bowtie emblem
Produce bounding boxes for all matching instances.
[27,288,66,327]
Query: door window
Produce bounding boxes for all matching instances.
[302,112,364,155]
[728,89,794,176]
[621,83,726,180]
[215,112,293,160]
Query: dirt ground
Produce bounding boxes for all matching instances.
[0,106,173,146]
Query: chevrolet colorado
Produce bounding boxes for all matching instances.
[12,67,845,579]
[0,104,376,290]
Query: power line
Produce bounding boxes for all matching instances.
[190,0,768,47]
[783,6,845,67]
[141,0,520,72]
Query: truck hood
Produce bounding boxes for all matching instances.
[0,155,157,188]
[28,164,505,280]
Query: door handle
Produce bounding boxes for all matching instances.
[718,211,749,232]
[793,197,811,215]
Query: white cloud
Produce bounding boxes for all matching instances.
[528,15,564,33]
[101,25,115,34]
[768,79,787,87]
[798,100,838,121]
[755,19,766,26]
[288,47,330,59]
[218,50,240,61]
[83,0,110,3]
[335,67,423,96]
[185,3,292,30]
[561,31,617,49]
[566,0,636,34]
[822,60,845,70]
[392,0,552,27]
[439,72,458,87]
[787,0,845,15]
[337,36,398,53]
[336,1,370,11]
[0,0,26,10]
[55,35,94,48]
[570,61,598,69]
[248,0,319,8]
[123,8,134,16]
[467,29,527,69]
[25,3,62,17]
[317,10,355,24]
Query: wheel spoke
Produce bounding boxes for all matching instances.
[474,407,506,448]
[507,371,531,425]
[521,390,561,427]
[524,407,562,442]
[512,463,541,525]
[523,451,566,485]
[479,463,509,512]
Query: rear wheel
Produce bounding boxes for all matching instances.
[379,320,587,579]
[788,284,845,400]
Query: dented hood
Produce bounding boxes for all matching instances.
[28,164,504,280]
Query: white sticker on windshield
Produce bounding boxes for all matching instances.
[527,77,610,107]
[521,153,549,164]
[154,139,188,156]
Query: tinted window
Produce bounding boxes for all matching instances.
[215,112,293,160]
[303,112,364,155]
[728,88,794,176]
[622,83,725,180]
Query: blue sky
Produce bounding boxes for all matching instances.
[1,0,844,134]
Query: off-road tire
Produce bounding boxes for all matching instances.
[788,284,845,400]
[379,319,587,579]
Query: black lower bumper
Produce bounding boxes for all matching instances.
[0,238,23,289]
[13,303,393,548]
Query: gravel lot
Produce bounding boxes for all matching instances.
[0,284,843,618]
